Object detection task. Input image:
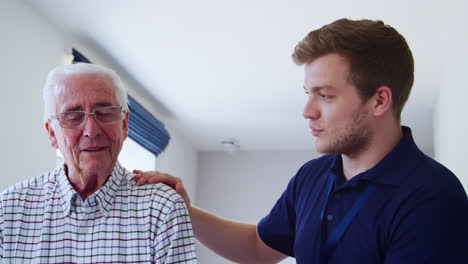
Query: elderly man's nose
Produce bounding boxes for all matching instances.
[82,114,102,138]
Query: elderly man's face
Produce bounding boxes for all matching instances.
[46,73,128,178]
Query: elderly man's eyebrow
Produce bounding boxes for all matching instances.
[62,102,114,112]
[63,105,83,112]
[94,102,114,108]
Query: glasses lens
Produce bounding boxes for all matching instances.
[60,111,85,128]
[95,106,123,124]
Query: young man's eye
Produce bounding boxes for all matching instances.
[319,94,334,100]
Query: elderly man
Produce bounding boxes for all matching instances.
[0,63,197,263]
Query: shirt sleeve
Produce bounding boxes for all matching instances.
[384,189,468,263]
[0,198,3,259]
[154,198,197,263]
[257,174,298,257]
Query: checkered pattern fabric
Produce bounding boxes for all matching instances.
[0,162,197,263]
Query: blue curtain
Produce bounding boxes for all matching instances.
[72,48,170,156]
[127,96,170,156]
[72,49,91,63]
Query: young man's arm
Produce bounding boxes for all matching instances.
[189,206,286,263]
[134,170,287,263]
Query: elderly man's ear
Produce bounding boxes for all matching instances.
[123,111,130,138]
[45,121,58,149]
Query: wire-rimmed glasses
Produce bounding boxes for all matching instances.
[50,106,125,129]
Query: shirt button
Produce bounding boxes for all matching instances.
[327,215,333,221]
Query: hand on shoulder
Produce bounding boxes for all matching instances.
[133,170,191,206]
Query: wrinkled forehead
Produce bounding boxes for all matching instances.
[54,73,118,111]
[56,73,116,94]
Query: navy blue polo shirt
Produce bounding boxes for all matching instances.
[258,127,468,263]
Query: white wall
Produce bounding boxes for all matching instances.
[0,0,64,191]
[196,149,319,264]
[156,129,198,200]
[434,0,468,190]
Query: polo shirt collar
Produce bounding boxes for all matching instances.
[57,162,129,217]
[329,126,424,187]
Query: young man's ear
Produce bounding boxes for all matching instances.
[45,121,58,149]
[371,86,393,117]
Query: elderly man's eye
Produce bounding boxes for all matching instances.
[62,112,84,121]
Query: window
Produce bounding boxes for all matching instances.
[119,137,156,171]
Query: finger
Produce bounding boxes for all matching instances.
[133,171,162,183]
[147,173,180,185]
[132,170,143,181]
[135,173,179,189]
[175,182,186,194]
[136,177,145,184]
[175,182,191,206]
[136,175,156,184]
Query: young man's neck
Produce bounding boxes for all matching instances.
[341,124,403,181]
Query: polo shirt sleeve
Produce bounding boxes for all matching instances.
[258,174,298,257]
[384,189,468,263]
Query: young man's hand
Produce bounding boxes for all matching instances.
[133,170,191,207]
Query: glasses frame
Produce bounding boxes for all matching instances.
[50,106,125,129]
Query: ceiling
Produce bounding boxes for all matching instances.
[25,0,448,153]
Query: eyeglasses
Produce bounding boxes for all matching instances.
[51,106,125,129]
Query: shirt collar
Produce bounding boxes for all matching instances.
[56,162,130,217]
[55,166,76,217]
[329,126,425,187]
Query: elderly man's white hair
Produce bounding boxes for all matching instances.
[42,63,129,123]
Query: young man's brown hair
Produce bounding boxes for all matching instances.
[293,18,414,121]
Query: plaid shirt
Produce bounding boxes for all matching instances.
[0,162,197,264]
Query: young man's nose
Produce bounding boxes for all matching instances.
[303,97,320,120]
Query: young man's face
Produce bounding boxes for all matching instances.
[46,73,129,177]
[303,53,373,155]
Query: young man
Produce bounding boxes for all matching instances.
[135,18,468,263]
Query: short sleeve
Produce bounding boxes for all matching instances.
[258,174,298,257]
[154,199,197,263]
[384,190,468,263]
